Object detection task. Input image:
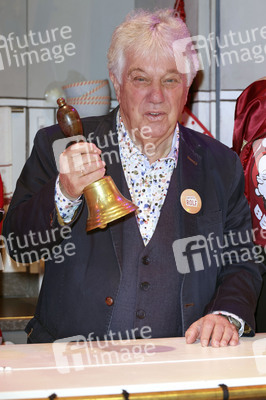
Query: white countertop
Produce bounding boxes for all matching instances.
[0,334,266,399]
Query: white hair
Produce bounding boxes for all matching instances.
[107,9,199,87]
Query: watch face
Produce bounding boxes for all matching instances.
[228,316,241,330]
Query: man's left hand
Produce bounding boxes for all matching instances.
[185,314,239,347]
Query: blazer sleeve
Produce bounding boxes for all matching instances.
[205,152,263,334]
[2,126,84,263]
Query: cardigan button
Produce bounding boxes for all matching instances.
[136,309,146,319]
[105,297,114,306]
[142,256,150,265]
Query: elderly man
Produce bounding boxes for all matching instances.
[3,9,262,346]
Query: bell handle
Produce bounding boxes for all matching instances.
[57,97,83,138]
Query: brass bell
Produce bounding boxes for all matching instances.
[84,176,137,230]
[56,98,137,231]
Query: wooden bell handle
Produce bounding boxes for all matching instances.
[56,97,83,137]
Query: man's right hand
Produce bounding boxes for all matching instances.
[59,142,106,200]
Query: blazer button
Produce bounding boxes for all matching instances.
[136,309,146,319]
[142,256,150,265]
[140,282,150,291]
[105,297,114,306]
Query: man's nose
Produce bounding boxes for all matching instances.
[147,82,165,103]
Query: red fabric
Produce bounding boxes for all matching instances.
[232,79,266,245]
[173,0,186,22]
[0,174,3,234]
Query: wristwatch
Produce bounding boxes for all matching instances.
[219,313,251,336]
[223,315,242,331]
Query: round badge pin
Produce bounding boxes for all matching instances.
[180,189,202,214]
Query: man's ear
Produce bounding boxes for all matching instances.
[179,86,189,118]
[184,88,189,107]
[109,72,121,103]
[183,85,189,104]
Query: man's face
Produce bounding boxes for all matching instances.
[111,50,189,148]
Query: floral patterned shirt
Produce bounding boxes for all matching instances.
[117,112,179,245]
[55,177,82,223]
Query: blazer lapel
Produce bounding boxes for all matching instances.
[176,126,204,240]
[90,108,135,273]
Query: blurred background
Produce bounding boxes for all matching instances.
[0,0,265,343]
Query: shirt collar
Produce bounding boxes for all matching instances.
[117,109,179,166]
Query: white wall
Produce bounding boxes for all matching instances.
[0,0,135,99]
[220,0,266,90]
[184,0,266,145]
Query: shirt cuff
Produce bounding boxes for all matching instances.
[54,176,82,223]
[212,310,245,337]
